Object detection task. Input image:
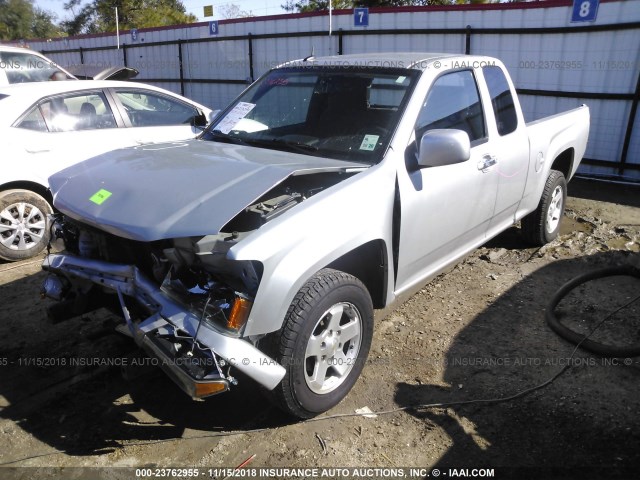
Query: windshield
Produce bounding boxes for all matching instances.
[202,66,419,163]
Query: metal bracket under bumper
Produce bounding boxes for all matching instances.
[42,254,286,391]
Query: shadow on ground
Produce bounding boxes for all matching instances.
[395,250,640,479]
[0,269,291,461]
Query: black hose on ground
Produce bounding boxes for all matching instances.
[546,265,640,357]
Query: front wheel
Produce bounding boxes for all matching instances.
[0,189,52,262]
[265,269,373,419]
[521,170,567,246]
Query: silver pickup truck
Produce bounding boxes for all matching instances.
[42,53,590,418]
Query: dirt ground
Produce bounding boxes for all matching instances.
[0,178,639,480]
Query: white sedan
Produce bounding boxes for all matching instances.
[0,80,214,261]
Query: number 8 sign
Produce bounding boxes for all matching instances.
[571,0,599,22]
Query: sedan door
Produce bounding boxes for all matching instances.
[109,88,205,145]
[394,69,500,294]
[8,90,130,186]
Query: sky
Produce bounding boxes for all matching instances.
[34,0,289,24]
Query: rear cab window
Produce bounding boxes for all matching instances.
[482,65,519,136]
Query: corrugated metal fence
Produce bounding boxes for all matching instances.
[22,0,640,180]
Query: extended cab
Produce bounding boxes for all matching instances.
[41,54,589,418]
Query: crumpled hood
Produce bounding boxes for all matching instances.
[49,139,364,241]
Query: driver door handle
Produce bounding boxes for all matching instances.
[478,154,497,172]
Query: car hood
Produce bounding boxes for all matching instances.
[49,140,365,241]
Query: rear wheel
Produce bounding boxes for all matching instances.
[0,189,52,262]
[521,170,566,246]
[265,268,373,419]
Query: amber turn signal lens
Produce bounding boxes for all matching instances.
[194,381,228,398]
[227,297,252,331]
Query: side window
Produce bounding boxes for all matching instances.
[115,90,197,127]
[416,70,486,143]
[483,66,518,136]
[39,91,117,132]
[16,107,47,131]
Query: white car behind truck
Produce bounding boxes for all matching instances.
[0,80,214,261]
[41,53,589,418]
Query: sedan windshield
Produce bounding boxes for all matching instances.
[202,66,419,163]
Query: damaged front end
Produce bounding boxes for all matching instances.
[41,215,285,399]
[41,138,365,400]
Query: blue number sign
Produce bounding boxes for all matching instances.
[354,8,369,27]
[209,20,219,36]
[571,0,599,22]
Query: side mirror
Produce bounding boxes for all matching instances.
[417,129,470,168]
[193,111,208,128]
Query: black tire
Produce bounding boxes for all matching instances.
[546,265,640,357]
[521,170,567,246]
[0,189,52,262]
[264,268,373,419]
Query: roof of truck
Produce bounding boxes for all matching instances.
[281,52,464,70]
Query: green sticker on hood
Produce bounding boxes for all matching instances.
[89,188,112,205]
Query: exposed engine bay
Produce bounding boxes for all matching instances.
[41,169,358,398]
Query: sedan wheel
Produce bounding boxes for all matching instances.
[0,190,52,262]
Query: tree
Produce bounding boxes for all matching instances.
[32,7,65,38]
[0,0,63,40]
[281,0,496,13]
[217,3,254,19]
[282,0,352,13]
[62,0,197,36]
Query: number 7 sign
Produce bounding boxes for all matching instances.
[571,0,599,22]
[354,8,369,27]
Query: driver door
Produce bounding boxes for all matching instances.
[395,69,500,293]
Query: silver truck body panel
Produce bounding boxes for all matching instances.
[49,139,364,241]
[42,52,590,399]
[231,159,397,336]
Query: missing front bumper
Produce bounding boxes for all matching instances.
[42,254,286,395]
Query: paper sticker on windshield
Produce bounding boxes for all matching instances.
[359,134,379,151]
[216,102,256,134]
[396,76,407,84]
[89,188,112,205]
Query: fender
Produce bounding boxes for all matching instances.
[230,159,398,336]
[517,105,590,220]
